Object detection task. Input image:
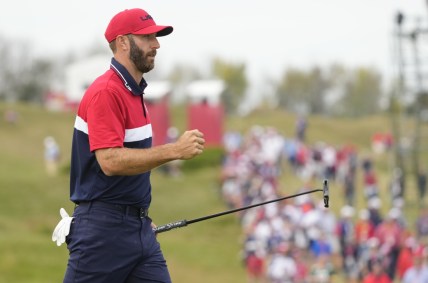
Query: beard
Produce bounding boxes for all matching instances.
[128,36,155,73]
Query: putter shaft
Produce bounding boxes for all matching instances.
[154,182,328,234]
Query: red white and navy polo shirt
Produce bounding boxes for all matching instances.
[70,58,153,207]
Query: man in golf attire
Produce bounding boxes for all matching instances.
[55,8,205,283]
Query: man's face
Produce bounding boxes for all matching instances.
[128,35,156,73]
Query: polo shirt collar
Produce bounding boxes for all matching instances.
[110,58,148,96]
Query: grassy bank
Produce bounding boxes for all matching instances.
[0,102,426,282]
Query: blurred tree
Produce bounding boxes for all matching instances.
[339,67,383,117]
[275,65,383,117]
[211,58,248,114]
[406,91,428,115]
[167,64,203,104]
[0,36,53,103]
[324,64,348,115]
[276,66,329,114]
[0,36,14,101]
[276,67,308,112]
[17,58,53,103]
[307,67,329,114]
[167,64,203,85]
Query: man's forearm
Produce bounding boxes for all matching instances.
[95,144,180,176]
[95,129,205,176]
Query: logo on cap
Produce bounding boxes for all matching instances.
[140,15,153,21]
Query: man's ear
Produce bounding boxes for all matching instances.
[116,35,129,51]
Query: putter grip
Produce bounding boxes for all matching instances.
[154,220,188,234]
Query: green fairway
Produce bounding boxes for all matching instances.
[0,103,245,283]
[0,103,426,283]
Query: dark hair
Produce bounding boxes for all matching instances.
[109,39,117,53]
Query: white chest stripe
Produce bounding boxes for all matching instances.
[74,116,152,142]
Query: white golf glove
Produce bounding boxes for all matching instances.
[52,208,74,246]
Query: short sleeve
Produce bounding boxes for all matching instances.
[87,90,125,151]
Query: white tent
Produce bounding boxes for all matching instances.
[144,81,172,101]
[65,54,111,103]
[186,79,225,105]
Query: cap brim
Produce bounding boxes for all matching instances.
[134,25,173,37]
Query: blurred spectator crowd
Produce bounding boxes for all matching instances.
[221,126,428,283]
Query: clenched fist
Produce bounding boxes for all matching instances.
[175,129,205,160]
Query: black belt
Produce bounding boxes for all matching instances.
[77,201,149,218]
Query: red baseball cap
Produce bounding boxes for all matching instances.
[104,8,173,43]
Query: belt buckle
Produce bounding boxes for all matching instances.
[139,208,148,218]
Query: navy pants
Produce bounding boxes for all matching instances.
[63,202,172,283]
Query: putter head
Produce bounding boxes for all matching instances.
[323,179,329,208]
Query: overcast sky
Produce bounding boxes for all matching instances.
[1,0,427,102]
